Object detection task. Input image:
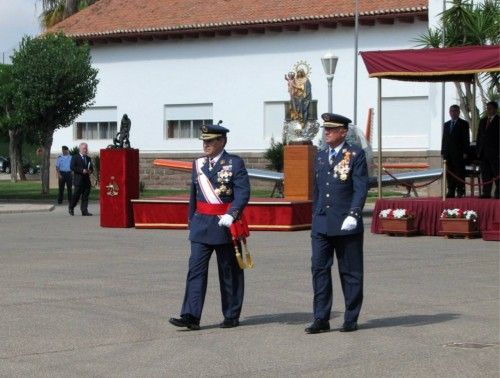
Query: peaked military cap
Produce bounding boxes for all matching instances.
[321,113,352,128]
[199,121,230,140]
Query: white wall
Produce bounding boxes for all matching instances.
[53,20,442,154]
[426,0,463,151]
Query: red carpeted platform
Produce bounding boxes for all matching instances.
[372,197,500,240]
[132,197,312,231]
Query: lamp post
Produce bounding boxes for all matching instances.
[321,53,339,113]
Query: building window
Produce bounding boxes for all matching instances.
[379,96,429,150]
[166,119,212,139]
[75,121,117,140]
[263,101,286,142]
[164,103,213,139]
[74,106,118,140]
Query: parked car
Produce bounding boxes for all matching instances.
[0,156,8,173]
[0,157,40,175]
[25,161,41,175]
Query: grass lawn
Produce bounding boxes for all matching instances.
[0,180,274,201]
[0,180,404,202]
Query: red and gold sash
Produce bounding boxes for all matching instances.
[195,157,253,269]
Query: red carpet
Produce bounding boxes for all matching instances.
[372,197,500,240]
[132,197,312,231]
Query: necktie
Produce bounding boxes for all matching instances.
[450,120,455,134]
[486,117,492,130]
[329,150,336,165]
[209,159,215,171]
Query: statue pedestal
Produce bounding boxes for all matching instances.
[284,144,316,200]
[100,148,139,228]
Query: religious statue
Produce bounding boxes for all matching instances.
[285,66,312,123]
[283,61,319,144]
[111,114,131,148]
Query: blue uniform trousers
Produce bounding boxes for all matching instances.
[58,171,73,204]
[311,232,363,323]
[181,242,244,320]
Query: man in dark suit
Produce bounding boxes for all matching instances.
[441,105,470,198]
[69,142,94,216]
[169,123,250,330]
[305,113,369,334]
[476,101,499,199]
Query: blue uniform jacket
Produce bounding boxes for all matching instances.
[311,142,369,236]
[188,151,251,244]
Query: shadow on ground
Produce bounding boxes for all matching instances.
[241,312,341,326]
[362,313,460,329]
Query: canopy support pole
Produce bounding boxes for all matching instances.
[353,0,359,125]
[377,78,382,199]
[472,75,477,137]
[442,159,447,201]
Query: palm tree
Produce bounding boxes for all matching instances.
[39,0,98,29]
[414,0,500,136]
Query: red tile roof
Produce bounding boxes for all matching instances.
[49,0,428,40]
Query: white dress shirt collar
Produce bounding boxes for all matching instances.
[329,142,345,157]
[209,150,225,164]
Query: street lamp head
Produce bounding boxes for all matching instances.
[321,53,339,78]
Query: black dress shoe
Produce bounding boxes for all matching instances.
[339,322,358,332]
[480,194,491,199]
[220,319,239,328]
[68,208,74,216]
[305,319,330,334]
[169,315,200,330]
[82,212,93,216]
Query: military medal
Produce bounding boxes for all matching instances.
[333,150,352,182]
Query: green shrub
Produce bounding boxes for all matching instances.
[264,139,284,172]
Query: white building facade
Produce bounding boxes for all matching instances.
[52,1,458,154]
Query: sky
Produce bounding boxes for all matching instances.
[0,0,42,64]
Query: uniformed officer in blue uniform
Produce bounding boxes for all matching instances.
[55,145,72,204]
[169,123,250,330]
[305,113,369,334]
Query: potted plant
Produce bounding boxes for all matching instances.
[378,208,417,236]
[439,209,479,237]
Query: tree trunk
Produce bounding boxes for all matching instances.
[463,83,479,138]
[63,0,78,18]
[41,133,53,194]
[8,129,22,183]
[454,82,471,124]
[476,74,488,110]
[16,141,27,181]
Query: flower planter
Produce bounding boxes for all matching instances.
[439,218,480,238]
[380,218,418,236]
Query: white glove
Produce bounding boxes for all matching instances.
[341,216,357,231]
[218,214,234,227]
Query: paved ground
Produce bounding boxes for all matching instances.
[0,203,54,214]
[0,203,498,377]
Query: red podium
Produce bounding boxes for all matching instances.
[100,148,139,228]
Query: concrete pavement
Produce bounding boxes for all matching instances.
[0,202,55,214]
[0,204,498,377]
